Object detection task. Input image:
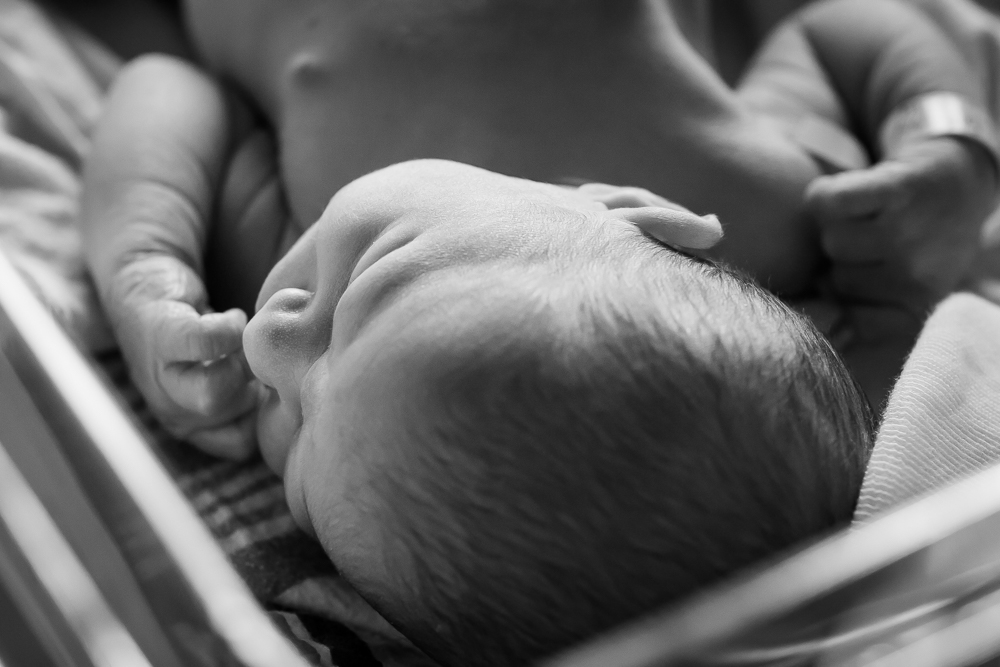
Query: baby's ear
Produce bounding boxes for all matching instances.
[576,182,722,250]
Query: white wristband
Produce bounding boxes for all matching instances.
[878,92,1000,178]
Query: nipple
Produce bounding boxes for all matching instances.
[287,52,332,89]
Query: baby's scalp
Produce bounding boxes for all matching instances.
[270,162,873,667]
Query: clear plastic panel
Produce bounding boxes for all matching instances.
[0,247,310,667]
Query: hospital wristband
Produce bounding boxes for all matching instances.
[878,92,1000,181]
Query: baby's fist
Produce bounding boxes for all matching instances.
[108,255,261,459]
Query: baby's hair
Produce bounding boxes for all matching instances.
[364,234,873,667]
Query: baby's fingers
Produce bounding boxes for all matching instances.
[158,356,263,460]
[161,352,258,420]
[185,409,259,460]
[156,306,248,362]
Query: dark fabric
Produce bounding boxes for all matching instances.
[269,609,384,667]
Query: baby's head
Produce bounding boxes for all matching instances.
[243,160,873,667]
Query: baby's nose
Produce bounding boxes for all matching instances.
[244,288,328,398]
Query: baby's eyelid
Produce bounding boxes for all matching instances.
[348,226,420,285]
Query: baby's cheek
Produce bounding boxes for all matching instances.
[288,426,413,609]
[256,391,301,475]
[284,389,355,542]
[283,442,317,538]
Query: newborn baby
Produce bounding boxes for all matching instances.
[241,159,872,666]
[74,0,977,663]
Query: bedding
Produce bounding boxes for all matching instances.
[0,2,432,665]
[855,293,1000,522]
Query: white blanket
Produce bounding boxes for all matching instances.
[855,293,1000,521]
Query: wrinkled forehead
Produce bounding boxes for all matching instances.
[333,228,726,368]
[316,161,627,279]
[262,160,727,351]
[256,162,606,312]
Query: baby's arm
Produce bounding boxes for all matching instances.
[744,0,999,323]
[81,55,260,458]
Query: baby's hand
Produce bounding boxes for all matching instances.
[806,137,998,322]
[107,254,261,459]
